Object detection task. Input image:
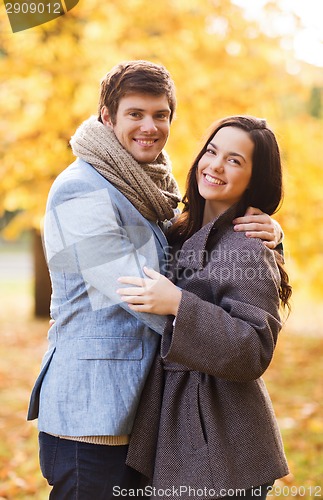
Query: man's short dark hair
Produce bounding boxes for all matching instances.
[98,60,176,124]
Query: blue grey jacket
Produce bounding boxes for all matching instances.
[27,158,168,436]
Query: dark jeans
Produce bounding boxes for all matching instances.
[39,432,147,499]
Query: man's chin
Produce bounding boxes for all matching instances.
[134,152,160,164]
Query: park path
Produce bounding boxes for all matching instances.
[0,251,32,280]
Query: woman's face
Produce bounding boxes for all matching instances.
[197,126,254,221]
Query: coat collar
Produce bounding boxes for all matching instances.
[176,204,241,270]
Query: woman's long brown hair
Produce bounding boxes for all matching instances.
[168,116,292,310]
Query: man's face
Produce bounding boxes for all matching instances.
[101,93,171,163]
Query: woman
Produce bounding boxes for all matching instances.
[117,116,291,499]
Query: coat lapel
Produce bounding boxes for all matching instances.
[176,204,240,270]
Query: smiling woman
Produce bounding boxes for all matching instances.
[197,126,254,225]
[118,115,292,499]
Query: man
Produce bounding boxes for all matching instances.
[27,60,282,499]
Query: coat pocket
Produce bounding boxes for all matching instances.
[76,337,143,360]
[187,376,208,450]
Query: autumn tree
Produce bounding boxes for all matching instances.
[0,0,322,315]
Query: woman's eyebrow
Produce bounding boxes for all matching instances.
[209,141,246,163]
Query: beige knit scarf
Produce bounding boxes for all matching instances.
[70,116,181,222]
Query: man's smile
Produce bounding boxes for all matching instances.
[134,138,158,146]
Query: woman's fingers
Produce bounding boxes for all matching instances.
[117,276,146,286]
[116,286,144,296]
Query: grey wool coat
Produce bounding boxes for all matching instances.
[126,204,289,499]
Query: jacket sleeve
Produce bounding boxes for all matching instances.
[44,178,166,335]
[161,241,282,381]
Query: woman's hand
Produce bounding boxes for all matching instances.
[233,206,283,249]
[117,266,182,316]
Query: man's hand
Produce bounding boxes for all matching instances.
[233,206,283,249]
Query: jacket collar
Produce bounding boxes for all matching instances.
[176,204,241,270]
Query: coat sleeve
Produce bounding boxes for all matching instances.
[161,240,282,381]
[45,177,166,334]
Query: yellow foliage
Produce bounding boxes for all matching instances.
[1,0,323,296]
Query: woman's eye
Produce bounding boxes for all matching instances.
[229,158,240,165]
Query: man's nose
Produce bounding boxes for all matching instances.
[140,116,158,133]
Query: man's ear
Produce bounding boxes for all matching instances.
[101,106,113,127]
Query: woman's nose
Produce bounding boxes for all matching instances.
[210,156,224,172]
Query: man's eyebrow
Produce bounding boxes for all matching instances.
[124,107,171,114]
[209,141,247,163]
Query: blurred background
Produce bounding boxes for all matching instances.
[0,0,322,498]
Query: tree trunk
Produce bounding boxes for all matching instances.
[33,229,51,317]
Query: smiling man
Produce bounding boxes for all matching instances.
[27,60,181,499]
[101,93,171,164]
[27,60,283,499]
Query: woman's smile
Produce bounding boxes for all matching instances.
[197,126,254,222]
[203,173,226,186]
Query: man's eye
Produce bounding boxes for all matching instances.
[129,112,140,118]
